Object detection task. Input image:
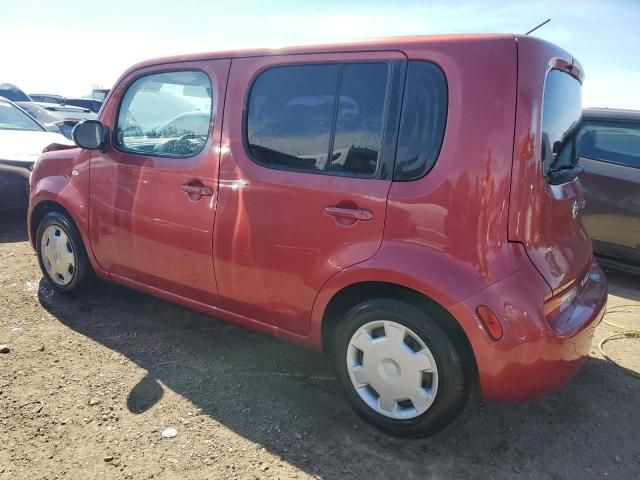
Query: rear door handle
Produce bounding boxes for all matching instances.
[180,184,214,196]
[324,206,374,222]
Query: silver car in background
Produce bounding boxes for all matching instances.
[0,97,72,211]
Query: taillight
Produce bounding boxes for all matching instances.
[476,305,503,340]
[544,286,578,321]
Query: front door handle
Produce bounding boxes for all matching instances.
[180,184,214,197]
[324,206,374,222]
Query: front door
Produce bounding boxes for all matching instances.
[214,52,406,334]
[89,60,230,305]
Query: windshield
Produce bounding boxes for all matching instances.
[0,101,45,131]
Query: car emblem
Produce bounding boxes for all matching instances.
[580,272,590,289]
[571,200,580,219]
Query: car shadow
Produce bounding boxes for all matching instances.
[37,275,640,479]
[605,269,640,302]
[0,212,28,243]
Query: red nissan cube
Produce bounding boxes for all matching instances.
[28,34,607,437]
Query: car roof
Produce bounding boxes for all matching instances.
[123,34,518,72]
[583,108,640,122]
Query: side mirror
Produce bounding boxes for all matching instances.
[72,120,108,151]
[546,165,585,185]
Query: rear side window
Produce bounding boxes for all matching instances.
[330,64,389,175]
[541,70,582,182]
[115,70,213,158]
[394,61,447,181]
[579,121,640,168]
[247,62,390,177]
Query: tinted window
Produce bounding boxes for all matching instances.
[0,100,44,131]
[394,61,447,181]
[115,71,213,158]
[579,121,640,168]
[541,70,582,182]
[330,63,388,175]
[247,63,390,176]
[247,64,338,173]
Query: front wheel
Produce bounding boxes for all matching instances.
[36,211,92,294]
[334,298,470,438]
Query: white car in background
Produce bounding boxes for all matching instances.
[16,101,97,139]
[0,97,73,212]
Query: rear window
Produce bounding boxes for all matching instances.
[541,69,582,182]
[579,120,640,168]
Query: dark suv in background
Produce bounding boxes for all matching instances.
[579,108,640,274]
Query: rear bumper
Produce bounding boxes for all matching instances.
[449,259,607,402]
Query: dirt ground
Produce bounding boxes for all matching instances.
[1,214,639,480]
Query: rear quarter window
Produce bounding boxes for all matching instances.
[393,61,447,181]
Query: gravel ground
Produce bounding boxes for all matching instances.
[1,214,639,480]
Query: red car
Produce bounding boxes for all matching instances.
[28,34,607,437]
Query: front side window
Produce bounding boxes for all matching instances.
[247,62,389,176]
[579,120,640,168]
[541,69,582,183]
[115,70,213,158]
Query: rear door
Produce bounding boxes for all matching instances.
[579,118,640,265]
[509,37,592,294]
[214,52,405,334]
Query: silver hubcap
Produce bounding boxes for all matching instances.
[347,320,438,419]
[40,225,76,286]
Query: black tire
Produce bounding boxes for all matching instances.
[36,211,93,294]
[334,298,470,438]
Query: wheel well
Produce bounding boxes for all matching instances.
[30,201,74,247]
[321,281,478,377]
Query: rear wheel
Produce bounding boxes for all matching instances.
[334,298,469,437]
[36,211,92,294]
